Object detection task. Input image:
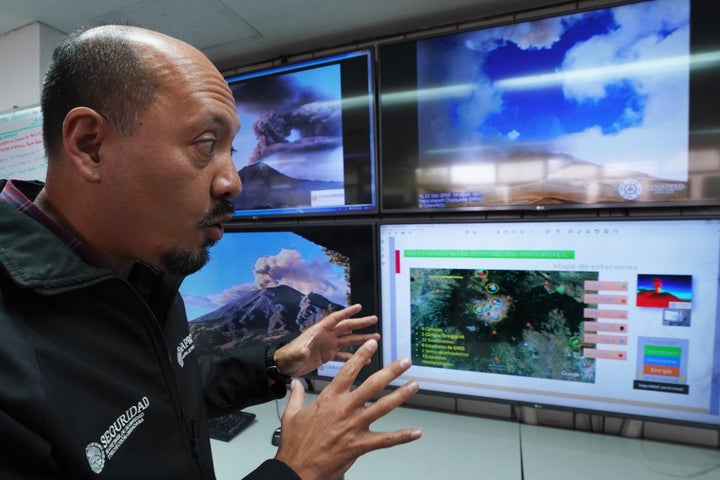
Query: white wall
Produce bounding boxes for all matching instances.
[0,23,65,113]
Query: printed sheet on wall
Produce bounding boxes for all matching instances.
[0,105,46,181]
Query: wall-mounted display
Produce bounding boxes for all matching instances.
[180,221,379,383]
[226,49,378,219]
[378,218,720,428]
[378,0,720,212]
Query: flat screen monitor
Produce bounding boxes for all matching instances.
[378,0,720,212]
[378,218,720,428]
[226,49,378,218]
[179,221,379,382]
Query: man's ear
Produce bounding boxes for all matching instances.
[62,107,107,182]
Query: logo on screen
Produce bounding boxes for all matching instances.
[618,179,643,200]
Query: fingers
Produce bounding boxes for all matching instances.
[331,306,379,351]
[330,348,375,363]
[326,339,419,412]
[324,304,363,329]
[334,313,378,336]
[317,304,379,346]
[275,344,422,478]
[352,356,416,407]
[333,353,422,453]
[325,338,379,393]
[281,378,306,423]
[364,375,419,420]
[335,332,380,350]
[361,427,423,453]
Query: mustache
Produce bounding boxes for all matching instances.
[199,199,234,227]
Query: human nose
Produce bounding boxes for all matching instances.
[213,151,242,199]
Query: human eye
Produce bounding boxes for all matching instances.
[196,138,217,158]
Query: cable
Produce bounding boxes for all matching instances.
[636,441,720,478]
[517,422,525,480]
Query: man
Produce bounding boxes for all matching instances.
[0,24,421,479]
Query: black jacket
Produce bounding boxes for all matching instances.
[0,180,299,479]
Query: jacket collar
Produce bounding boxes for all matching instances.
[0,180,184,303]
[0,199,116,294]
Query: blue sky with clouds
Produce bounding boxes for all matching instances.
[417,0,690,181]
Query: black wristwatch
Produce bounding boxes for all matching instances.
[265,343,292,385]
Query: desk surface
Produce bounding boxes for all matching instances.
[210,394,522,479]
[211,395,720,480]
[520,424,720,480]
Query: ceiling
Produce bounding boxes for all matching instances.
[0,0,566,72]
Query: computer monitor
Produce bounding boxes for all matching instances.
[226,48,378,218]
[378,0,720,212]
[179,221,379,382]
[378,218,720,428]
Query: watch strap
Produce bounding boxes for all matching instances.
[265,343,292,385]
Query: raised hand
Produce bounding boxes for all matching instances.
[275,339,422,480]
[273,304,381,378]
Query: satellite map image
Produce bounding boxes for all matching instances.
[409,268,599,383]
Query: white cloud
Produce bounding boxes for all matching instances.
[253,248,347,304]
[553,0,690,179]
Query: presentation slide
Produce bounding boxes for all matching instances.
[379,219,720,426]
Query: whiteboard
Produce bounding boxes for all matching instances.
[0,105,47,181]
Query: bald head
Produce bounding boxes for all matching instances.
[41,25,216,161]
